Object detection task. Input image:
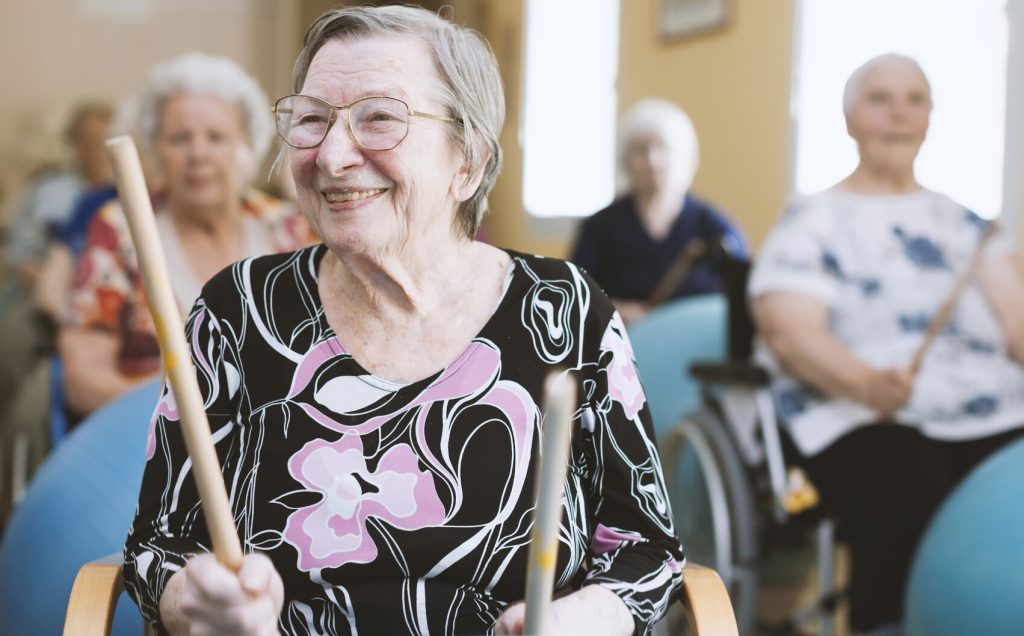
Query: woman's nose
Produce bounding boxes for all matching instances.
[316,116,365,174]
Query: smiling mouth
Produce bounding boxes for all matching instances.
[323,189,386,203]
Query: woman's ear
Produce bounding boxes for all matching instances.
[450,144,490,202]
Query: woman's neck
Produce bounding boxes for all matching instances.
[167,196,244,242]
[324,232,477,318]
[634,187,685,240]
[839,163,921,195]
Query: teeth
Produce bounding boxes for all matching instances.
[324,189,385,203]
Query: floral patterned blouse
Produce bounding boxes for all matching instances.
[123,246,685,635]
[66,190,313,377]
[749,188,1024,455]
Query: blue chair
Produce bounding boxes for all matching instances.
[628,294,727,438]
[0,380,160,635]
[905,437,1024,636]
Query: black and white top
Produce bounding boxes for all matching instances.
[124,245,684,635]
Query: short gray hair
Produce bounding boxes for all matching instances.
[290,5,505,239]
[135,52,273,179]
[617,99,699,195]
[842,53,931,117]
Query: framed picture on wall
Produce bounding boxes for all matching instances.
[659,0,730,41]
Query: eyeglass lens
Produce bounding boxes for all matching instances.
[276,96,410,150]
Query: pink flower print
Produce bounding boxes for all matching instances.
[591,523,645,555]
[284,435,446,571]
[600,312,646,420]
[147,385,181,460]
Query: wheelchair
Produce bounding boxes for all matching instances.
[632,258,842,636]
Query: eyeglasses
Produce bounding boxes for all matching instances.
[272,94,457,151]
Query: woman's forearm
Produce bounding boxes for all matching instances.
[157,569,190,636]
[764,325,874,403]
[753,294,874,403]
[569,585,634,635]
[58,328,154,415]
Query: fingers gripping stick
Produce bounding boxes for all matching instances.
[523,371,577,636]
[105,136,244,571]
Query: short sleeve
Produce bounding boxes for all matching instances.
[65,202,136,331]
[748,197,839,305]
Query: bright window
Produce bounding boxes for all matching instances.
[521,0,619,218]
[792,0,1009,218]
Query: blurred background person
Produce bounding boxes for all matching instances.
[5,102,114,287]
[750,53,1024,635]
[570,99,747,324]
[0,103,115,525]
[59,52,312,421]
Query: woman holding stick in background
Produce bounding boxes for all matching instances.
[570,99,747,324]
[750,53,1024,635]
[122,6,683,635]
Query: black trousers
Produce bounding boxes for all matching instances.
[794,424,1024,632]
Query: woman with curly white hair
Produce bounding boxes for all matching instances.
[59,52,312,419]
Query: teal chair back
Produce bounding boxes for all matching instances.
[628,294,727,438]
[0,380,160,635]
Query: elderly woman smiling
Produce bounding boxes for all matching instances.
[123,6,683,636]
[750,54,1024,634]
[60,53,311,419]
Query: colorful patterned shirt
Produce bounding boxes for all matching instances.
[66,191,313,377]
[749,188,1024,455]
[123,246,685,635]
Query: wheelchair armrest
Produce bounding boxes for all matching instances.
[689,360,770,387]
[680,562,739,636]
[63,553,124,636]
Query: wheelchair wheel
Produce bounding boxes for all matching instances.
[658,409,758,635]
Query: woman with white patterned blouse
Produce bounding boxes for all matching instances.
[122,6,683,635]
[750,54,1024,635]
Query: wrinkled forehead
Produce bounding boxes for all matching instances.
[302,35,438,97]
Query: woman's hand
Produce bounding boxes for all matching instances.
[857,366,913,419]
[494,585,633,636]
[160,553,284,636]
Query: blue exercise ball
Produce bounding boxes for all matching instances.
[905,436,1024,636]
[0,381,160,636]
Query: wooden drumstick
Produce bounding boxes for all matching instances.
[909,221,1000,377]
[105,135,244,570]
[523,371,577,636]
[647,238,706,307]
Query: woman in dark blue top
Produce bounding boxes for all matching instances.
[571,100,747,323]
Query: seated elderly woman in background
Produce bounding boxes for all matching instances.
[59,53,312,420]
[571,99,747,324]
[122,6,683,636]
[750,53,1024,635]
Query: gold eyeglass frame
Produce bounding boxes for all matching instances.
[272,94,457,150]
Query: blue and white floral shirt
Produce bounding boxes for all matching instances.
[749,188,1024,455]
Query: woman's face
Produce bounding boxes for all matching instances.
[847,61,932,174]
[288,36,467,257]
[157,93,249,216]
[625,131,671,197]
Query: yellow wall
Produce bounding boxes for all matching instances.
[619,0,794,250]
[481,0,795,256]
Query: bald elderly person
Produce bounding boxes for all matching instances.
[750,53,1024,635]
